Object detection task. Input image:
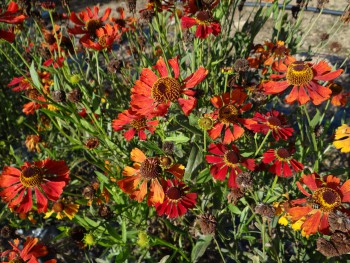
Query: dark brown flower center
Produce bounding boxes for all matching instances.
[130,117,147,130]
[286,61,313,86]
[224,150,240,167]
[276,148,291,160]
[328,83,343,96]
[196,11,211,22]
[151,77,182,103]
[45,33,56,45]
[26,88,40,99]
[312,187,341,212]
[115,19,126,28]
[218,105,238,124]
[52,202,64,213]
[20,166,43,188]
[267,116,282,127]
[166,186,182,200]
[140,158,162,179]
[86,19,103,36]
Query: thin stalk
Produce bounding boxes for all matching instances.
[302,105,319,170]
[214,237,227,263]
[254,130,271,156]
[297,8,324,48]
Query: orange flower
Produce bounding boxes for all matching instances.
[68,5,111,42]
[1,236,56,263]
[44,198,79,220]
[130,56,207,117]
[81,23,121,51]
[0,159,70,214]
[328,82,349,107]
[207,89,253,144]
[117,148,184,205]
[287,173,350,236]
[263,59,343,105]
[181,11,221,39]
[333,124,350,153]
[111,7,136,32]
[0,2,26,42]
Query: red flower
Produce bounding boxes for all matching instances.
[7,76,31,92]
[328,82,349,107]
[208,89,253,144]
[111,7,136,32]
[0,159,69,214]
[1,236,56,263]
[43,57,65,68]
[155,179,197,218]
[130,56,207,117]
[117,148,185,205]
[181,11,221,39]
[262,148,303,177]
[263,59,343,105]
[68,6,111,42]
[287,173,350,236]
[248,110,294,141]
[112,108,158,141]
[184,0,220,15]
[205,143,255,188]
[0,2,26,24]
[81,23,121,51]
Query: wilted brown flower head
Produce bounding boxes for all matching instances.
[328,210,350,233]
[67,89,83,103]
[127,0,137,13]
[255,203,275,218]
[140,9,155,23]
[329,42,342,53]
[1,225,15,239]
[317,232,350,257]
[197,213,217,235]
[234,58,249,73]
[82,185,95,200]
[236,172,253,190]
[316,0,329,9]
[98,204,112,218]
[51,89,66,102]
[320,33,329,41]
[314,124,324,138]
[162,141,175,155]
[227,188,244,205]
[107,59,122,74]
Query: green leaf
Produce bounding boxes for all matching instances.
[196,168,212,184]
[185,146,203,180]
[191,235,213,263]
[141,141,163,154]
[29,61,41,88]
[164,134,190,143]
[228,204,241,215]
[95,171,109,184]
[310,109,321,128]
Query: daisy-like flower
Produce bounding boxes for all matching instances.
[1,236,56,263]
[263,58,343,105]
[130,56,208,117]
[0,159,70,214]
[44,198,79,220]
[248,110,294,141]
[263,40,294,66]
[112,108,159,141]
[184,0,220,15]
[287,173,350,236]
[25,134,42,152]
[207,89,253,144]
[81,23,121,51]
[333,124,350,153]
[262,148,303,177]
[181,10,221,39]
[111,7,136,32]
[205,143,255,188]
[117,148,185,205]
[154,179,197,218]
[68,5,111,42]
[328,82,349,107]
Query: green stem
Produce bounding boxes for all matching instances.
[214,237,226,263]
[263,175,278,202]
[254,130,271,156]
[302,105,319,171]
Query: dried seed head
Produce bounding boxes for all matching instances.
[234,58,249,72]
[140,9,155,23]
[70,226,87,242]
[236,172,253,190]
[238,0,246,12]
[107,59,122,74]
[317,232,350,257]
[162,141,175,155]
[341,9,350,24]
[98,204,112,218]
[316,0,329,9]
[183,30,194,43]
[227,188,244,205]
[328,210,350,233]
[1,225,15,239]
[127,0,137,13]
[82,185,95,200]
[197,213,217,235]
[255,203,275,218]
[251,89,267,105]
[51,90,66,102]
[41,1,56,11]
[67,89,83,103]
[314,124,324,138]
[329,42,342,53]
[320,33,329,41]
